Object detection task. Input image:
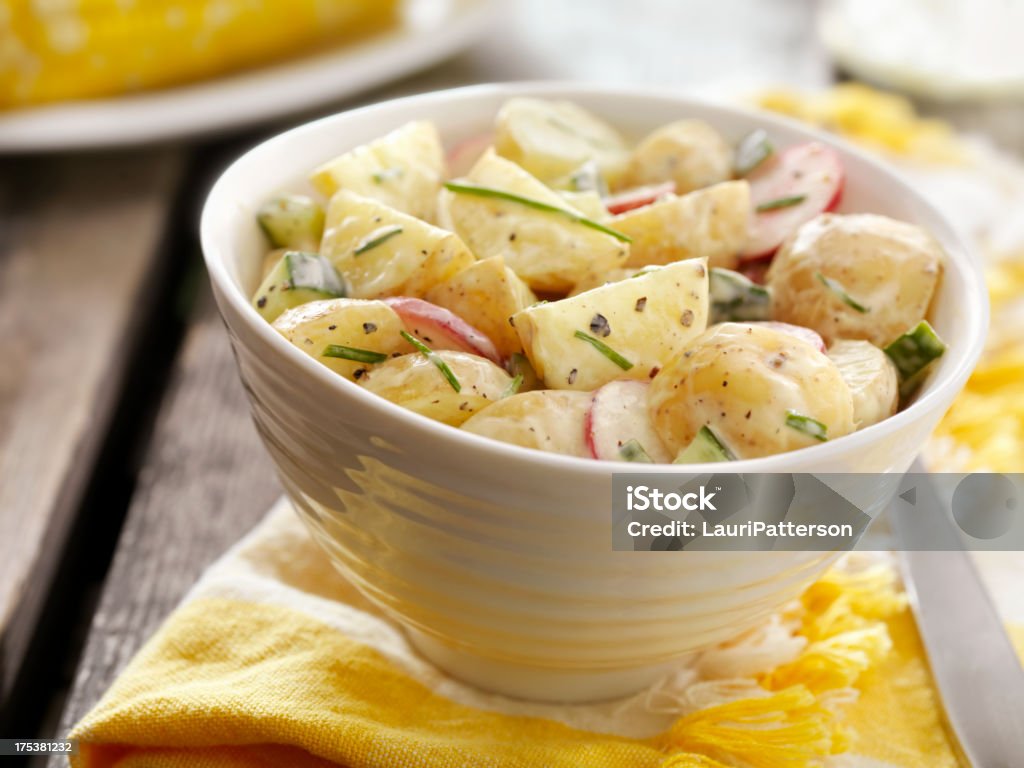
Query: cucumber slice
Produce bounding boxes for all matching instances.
[252,251,345,322]
[257,194,325,250]
[884,320,946,397]
[709,267,772,323]
[619,439,655,463]
[674,426,735,463]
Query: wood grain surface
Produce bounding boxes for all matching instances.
[50,290,280,744]
[49,0,834,752]
[0,150,184,704]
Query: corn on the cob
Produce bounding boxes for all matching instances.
[0,0,399,109]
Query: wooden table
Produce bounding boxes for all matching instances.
[0,0,1008,762]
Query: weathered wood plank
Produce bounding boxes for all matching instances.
[50,288,281,749]
[0,150,185,704]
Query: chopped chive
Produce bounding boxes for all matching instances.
[354,226,403,255]
[372,166,404,184]
[755,194,806,212]
[735,129,774,176]
[675,426,735,463]
[709,267,771,323]
[502,373,524,399]
[443,181,632,243]
[322,344,389,364]
[816,272,870,313]
[573,330,634,370]
[400,330,461,392]
[884,320,946,380]
[785,410,828,442]
[619,439,654,463]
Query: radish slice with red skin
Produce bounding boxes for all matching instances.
[383,297,503,365]
[586,380,671,462]
[740,142,844,261]
[748,321,826,352]
[446,133,494,178]
[605,182,676,215]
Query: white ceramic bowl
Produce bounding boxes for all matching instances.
[201,82,987,703]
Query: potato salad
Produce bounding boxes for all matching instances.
[250,98,948,463]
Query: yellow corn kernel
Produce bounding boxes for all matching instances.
[0,0,400,108]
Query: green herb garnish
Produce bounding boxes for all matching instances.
[400,330,461,392]
[674,426,735,463]
[756,194,807,212]
[735,129,774,176]
[619,439,654,463]
[573,330,634,370]
[785,411,828,442]
[709,267,771,323]
[354,226,403,256]
[816,272,870,313]
[502,373,524,399]
[884,320,946,380]
[443,181,632,243]
[322,345,389,364]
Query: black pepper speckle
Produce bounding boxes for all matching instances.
[590,313,611,337]
[257,296,267,308]
[567,368,578,385]
[635,297,647,312]
[363,322,377,334]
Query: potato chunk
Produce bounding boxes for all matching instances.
[441,149,629,293]
[513,258,709,391]
[494,97,629,187]
[360,350,512,426]
[649,322,854,459]
[273,298,412,380]
[309,120,444,222]
[460,390,593,457]
[425,256,538,359]
[321,191,473,299]
[615,181,750,269]
[766,214,944,346]
[827,340,899,430]
[622,119,733,194]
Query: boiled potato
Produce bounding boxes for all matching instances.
[460,390,592,457]
[558,190,609,221]
[649,323,854,459]
[425,256,538,359]
[273,298,412,380]
[622,119,733,194]
[321,191,473,299]
[827,340,899,430]
[766,214,943,346]
[615,181,750,269]
[568,267,644,297]
[360,350,512,426]
[309,120,444,222]
[513,258,709,391]
[494,98,629,187]
[442,149,629,293]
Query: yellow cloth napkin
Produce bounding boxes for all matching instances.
[69,499,1024,768]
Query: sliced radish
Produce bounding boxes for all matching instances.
[740,142,844,261]
[738,258,770,285]
[748,321,826,352]
[605,182,676,215]
[446,132,494,177]
[383,297,503,365]
[586,380,671,462]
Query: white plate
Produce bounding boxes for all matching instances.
[0,0,497,153]
[819,0,1024,101]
